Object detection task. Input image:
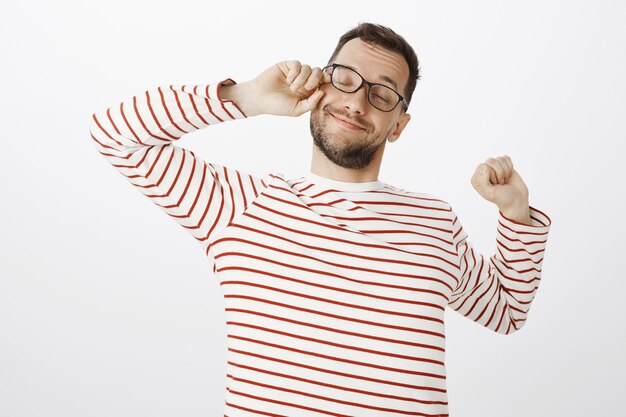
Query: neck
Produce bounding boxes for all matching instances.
[309,141,385,183]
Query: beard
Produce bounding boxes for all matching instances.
[309,105,391,170]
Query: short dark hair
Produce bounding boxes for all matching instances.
[328,22,421,108]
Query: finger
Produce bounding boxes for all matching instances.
[290,65,312,91]
[480,162,498,184]
[304,67,323,90]
[492,157,508,184]
[321,68,332,84]
[487,165,498,185]
[485,157,506,184]
[501,155,513,179]
[476,163,497,185]
[294,89,325,115]
[285,61,302,84]
[471,164,495,200]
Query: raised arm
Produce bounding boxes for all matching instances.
[89,61,328,264]
[447,206,552,334]
[88,80,269,260]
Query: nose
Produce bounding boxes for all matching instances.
[341,84,369,114]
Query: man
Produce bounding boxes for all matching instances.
[90,23,551,417]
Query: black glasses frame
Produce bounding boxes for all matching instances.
[322,63,408,112]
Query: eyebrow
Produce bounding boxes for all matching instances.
[341,63,400,91]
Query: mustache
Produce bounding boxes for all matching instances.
[323,105,371,131]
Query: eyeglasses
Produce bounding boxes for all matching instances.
[322,63,408,112]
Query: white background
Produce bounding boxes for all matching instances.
[1,1,624,416]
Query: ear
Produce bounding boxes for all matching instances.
[387,112,411,143]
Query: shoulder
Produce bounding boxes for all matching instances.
[381,183,453,212]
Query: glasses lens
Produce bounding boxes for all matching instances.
[327,65,401,112]
[331,67,360,92]
[369,85,398,111]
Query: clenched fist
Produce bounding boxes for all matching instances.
[471,155,532,224]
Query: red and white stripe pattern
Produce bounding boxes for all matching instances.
[90,81,552,417]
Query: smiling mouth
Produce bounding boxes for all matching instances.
[328,112,366,131]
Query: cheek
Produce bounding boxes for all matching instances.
[319,84,345,105]
[371,117,392,135]
[383,115,400,132]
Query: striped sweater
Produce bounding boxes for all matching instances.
[89,79,552,417]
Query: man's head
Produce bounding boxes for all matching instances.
[310,23,420,170]
[327,23,421,106]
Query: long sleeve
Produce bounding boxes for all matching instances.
[88,79,272,262]
[447,205,552,335]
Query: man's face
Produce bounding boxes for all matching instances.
[310,38,411,170]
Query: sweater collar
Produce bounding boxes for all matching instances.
[302,171,385,192]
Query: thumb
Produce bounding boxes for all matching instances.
[471,164,496,201]
[293,89,325,116]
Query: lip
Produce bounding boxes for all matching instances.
[328,111,366,131]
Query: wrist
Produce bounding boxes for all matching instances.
[219,81,261,117]
[499,202,532,225]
